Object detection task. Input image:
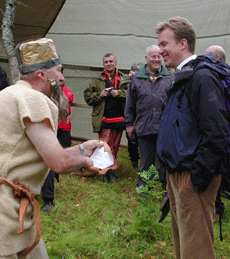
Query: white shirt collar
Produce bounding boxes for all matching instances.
[177,55,197,71]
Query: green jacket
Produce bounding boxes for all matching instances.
[84,71,130,133]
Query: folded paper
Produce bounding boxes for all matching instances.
[90,146,114,169]
[86,141,117,175]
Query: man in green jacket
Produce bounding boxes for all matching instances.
[84,53,130,183]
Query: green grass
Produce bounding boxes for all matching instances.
[38,142,230,258]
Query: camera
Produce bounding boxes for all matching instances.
[105,87,113,92]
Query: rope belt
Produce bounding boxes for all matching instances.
[0,176,41,256]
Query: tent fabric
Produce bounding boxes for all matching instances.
[1,0,230,68]
[1,0,230,142]
[0,0,66,45]
[46,0,230,68]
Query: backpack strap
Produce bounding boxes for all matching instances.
[177,75,193,109]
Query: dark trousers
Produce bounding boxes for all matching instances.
[42,130,71,202]
[136,134,158,186]
[156,159,167,190]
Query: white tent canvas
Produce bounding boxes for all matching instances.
[46,0,230,67]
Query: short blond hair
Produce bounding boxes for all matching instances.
[156,16,196,54]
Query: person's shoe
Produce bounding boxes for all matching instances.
[109,170,116,182]
[103,172,110,183]
[103,170,116,183]
[41,201,54,212]
[131,161,138,169]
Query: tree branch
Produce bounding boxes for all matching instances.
[2,0,20,83]
[16,1,31,8]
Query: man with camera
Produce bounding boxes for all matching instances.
[84,53,130,183]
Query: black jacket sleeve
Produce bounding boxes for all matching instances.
[124,78,137,126]
[190,68,229,192]
[0,66,10,91]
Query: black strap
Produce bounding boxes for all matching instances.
[219,212,223,241]
[104,74,114,89]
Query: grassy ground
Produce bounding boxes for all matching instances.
[38,142,230,258]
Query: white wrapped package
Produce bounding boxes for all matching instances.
[90,146,114,169]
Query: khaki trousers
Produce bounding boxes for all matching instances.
[167,171,221,259]
[0,239,49,259]
[98,128,123,158]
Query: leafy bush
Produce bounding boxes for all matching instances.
[134,165,168,241]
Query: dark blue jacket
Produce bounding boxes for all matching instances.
[0,66,10,91]
[157,54,230,192]
[125,64,172,136]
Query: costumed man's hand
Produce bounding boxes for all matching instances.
[82,140,104,157]
[78,140,105,169]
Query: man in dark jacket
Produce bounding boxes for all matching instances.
[156,17,230,259]
[205,45,230,222]
[205,45,226,62]
[0,65,10,90]
[126,62,144,169]
[125,45,172,187]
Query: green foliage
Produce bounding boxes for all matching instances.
[39,143,230,258]
[134,165,168,241]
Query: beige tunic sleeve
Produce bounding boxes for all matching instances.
[16,84,58,132]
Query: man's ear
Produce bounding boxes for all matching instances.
[35,70,45,81]
[180,38,188,51]
[216,55,221,61]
